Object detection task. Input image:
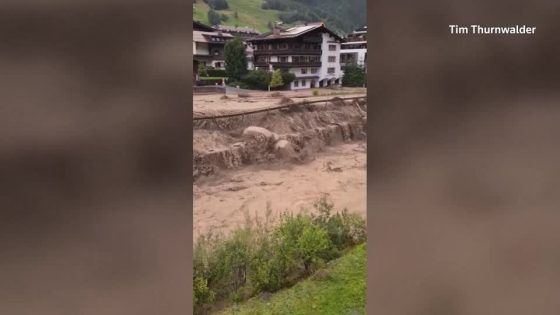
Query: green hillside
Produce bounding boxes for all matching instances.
[193,0,281,33]
[219,243,367,315]
[193,0,366,35]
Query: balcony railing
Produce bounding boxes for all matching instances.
[253,49,322,55]
[254,61,322,68]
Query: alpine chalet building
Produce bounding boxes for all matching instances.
[340,26,367,68]
[248,22,343,90]
[193,21,233,80]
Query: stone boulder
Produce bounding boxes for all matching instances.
[242,126,279,141]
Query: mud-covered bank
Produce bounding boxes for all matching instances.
[193,98,367,179]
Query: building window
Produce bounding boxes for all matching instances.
[328,67,335,74]
[279,56,288,63]
[301,68,307,74]
[328,56,336,62]
[310,68,318,74]
[278,43,288,49]
[294,80,299,87]
[302,80,306,86]
[329,44,337,51]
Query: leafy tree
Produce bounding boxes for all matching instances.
[224,37,248,80]
[198,63,208,77]
[280,69,296,86]
[342,64,365,87]
[207,9,221,26]
[234,10,239,19]
[221,13,229,22]
[269,69,284,89]
[241,70,271,90]
[209,0,229,10]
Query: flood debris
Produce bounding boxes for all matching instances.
[193,97,366,179]
[242,126,279,141]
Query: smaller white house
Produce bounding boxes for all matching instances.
[193,27,233,70]
[340,26,367,68]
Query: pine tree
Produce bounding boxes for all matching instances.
[207,9,221,26]
[269,69,284,89]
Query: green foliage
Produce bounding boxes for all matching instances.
[194,276,215,305]
[239,69,294,90]
[311,197,366,250]
[221,13,229,21]
[241,70,271,90]
[220,243,367,315]
[342,64,366,87]
[269,69,284,89]
[262,0,288,11]
[280,69,296,86]
[198,63,208,77]
[208,9,221,25]
[234,10,239,18]
[195,0,365,34]
[209,0,229,10]
[193,198,366,314]
[206,69,227,77]
[224,37,248,80]
[312,89,320,96]
[274,213,333,275]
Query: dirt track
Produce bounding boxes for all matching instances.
[193,87,366,114]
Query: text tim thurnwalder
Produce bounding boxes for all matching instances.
[449,25,536,35]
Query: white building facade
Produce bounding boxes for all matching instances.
[249,23,343,90]
[340,26,367,68]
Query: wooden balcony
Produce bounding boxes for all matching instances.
[254,61,322,68]
[253,49,322,55]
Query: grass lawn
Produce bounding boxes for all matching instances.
[219,243,367,315]
[193,0,280,32]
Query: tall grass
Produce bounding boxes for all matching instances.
[193,197,366,314]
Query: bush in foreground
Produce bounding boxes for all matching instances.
[193,197,366,314]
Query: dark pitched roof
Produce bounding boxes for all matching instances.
[249,23,343,42]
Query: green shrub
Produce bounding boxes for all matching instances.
[312,90,320,96]
[269,69,284,89]
[342,64,366,87]
[273,213,332,275]
[241,70,271,90]
[194,276,215,305]
[198,63,208,77]
[207,9,221,26]
[192,198,366,314]
[208,0,229,10]
[280,69,296,87]
[207,69,227,77]
[312,196,366,250]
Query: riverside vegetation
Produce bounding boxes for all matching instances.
[193,197,366,314]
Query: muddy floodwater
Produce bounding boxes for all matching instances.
[193,142,366,239]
